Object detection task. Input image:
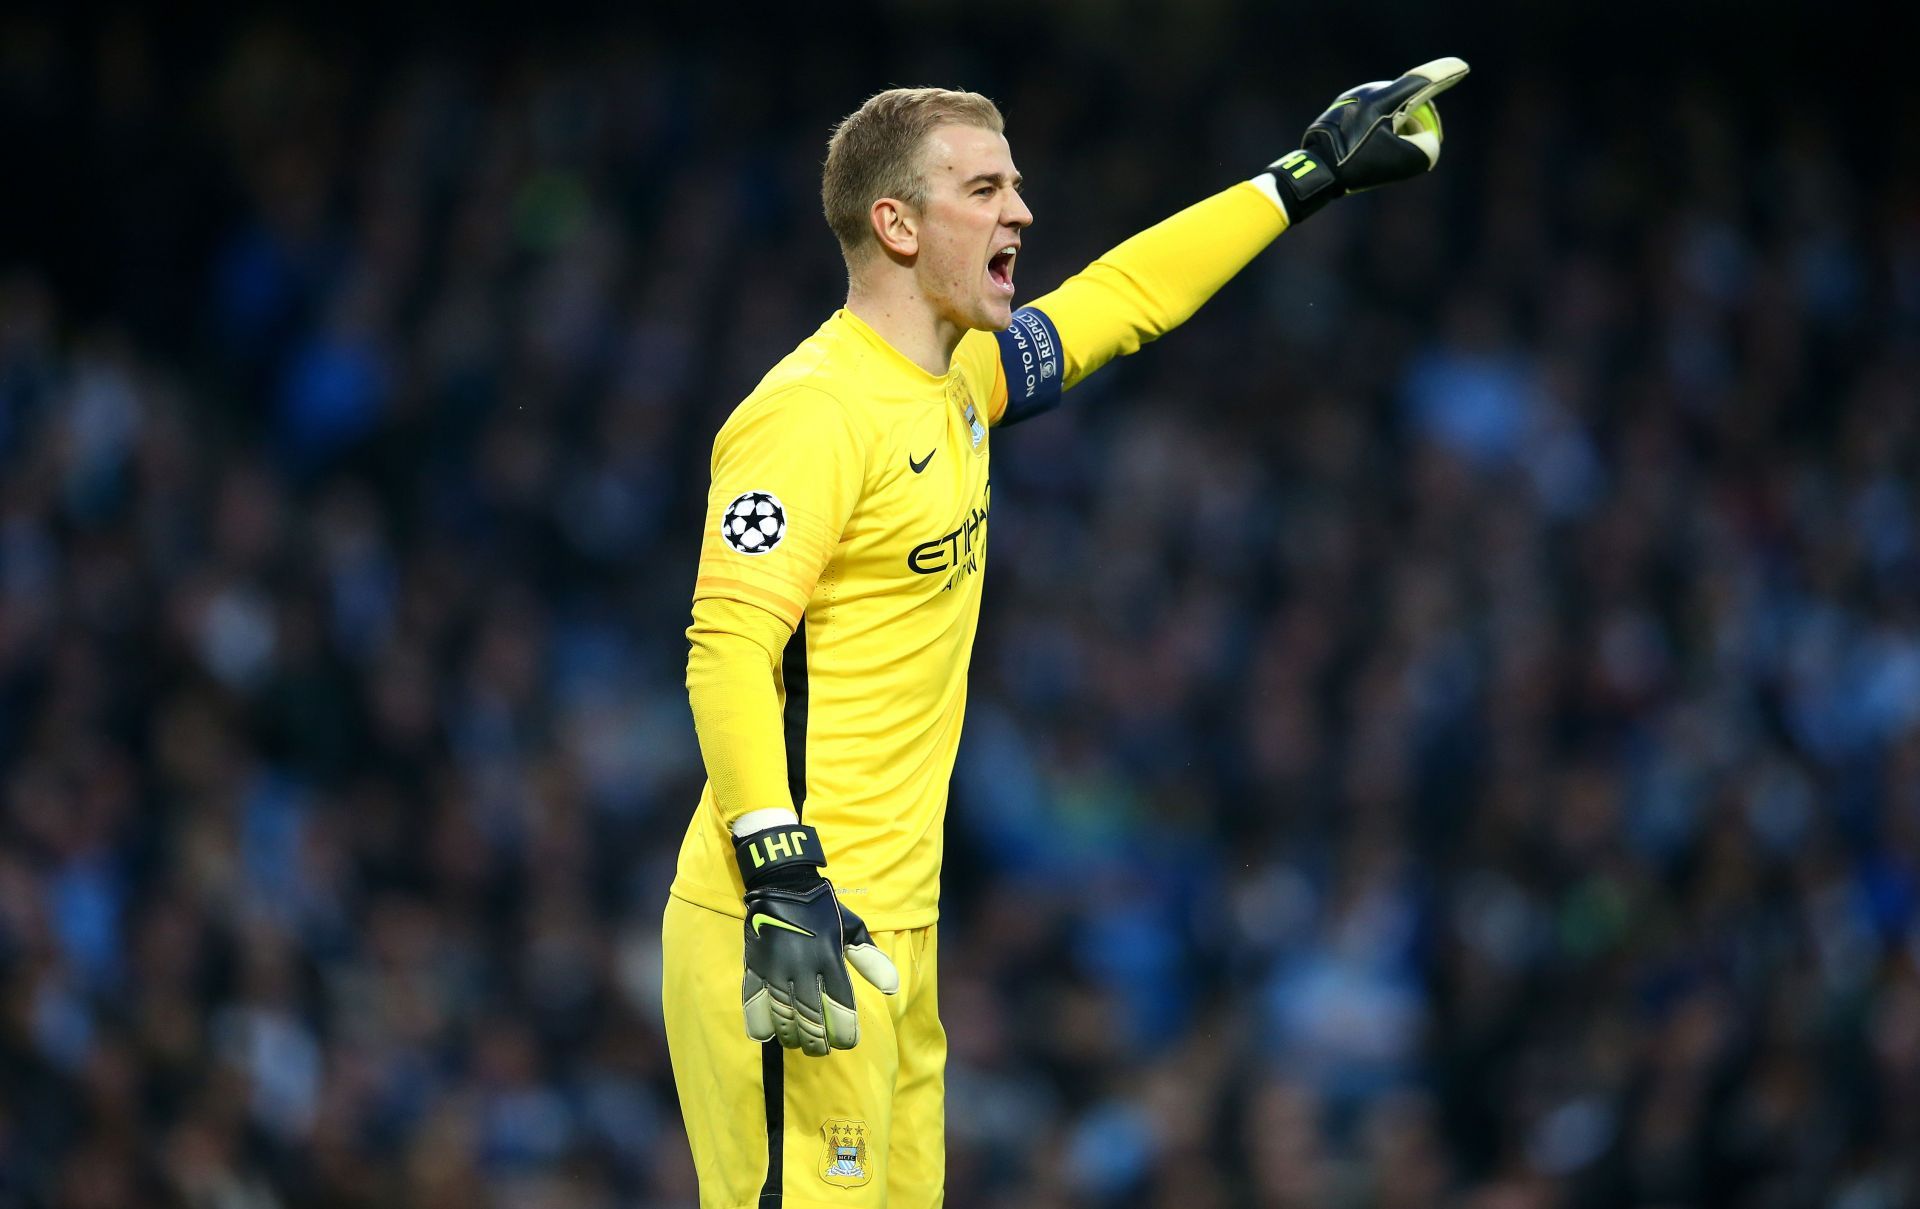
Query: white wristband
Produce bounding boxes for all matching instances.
[1250,171,1290,220]
[731,807,801,838]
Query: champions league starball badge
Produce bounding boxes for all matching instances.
[720,490,787,555]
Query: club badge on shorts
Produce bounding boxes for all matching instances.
[820,1119,872,1188]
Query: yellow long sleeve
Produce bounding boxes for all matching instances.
[685,595,798,826]
[1029,180,1289,389]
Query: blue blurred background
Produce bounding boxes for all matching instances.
[2,2,1917,1206]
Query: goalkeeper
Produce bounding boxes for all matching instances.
[662,59,1468,1208]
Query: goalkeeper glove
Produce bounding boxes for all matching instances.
[1260,56,1470,225]
[734,822,898,1056]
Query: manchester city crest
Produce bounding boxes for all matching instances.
[948,378,986,451]
[820,1118,872,1188]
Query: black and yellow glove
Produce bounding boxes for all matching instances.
[1262,56,1470,224]
[734,823,899,1056]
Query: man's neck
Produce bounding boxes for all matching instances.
[845,279,962,377]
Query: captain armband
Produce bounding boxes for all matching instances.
[993,306,1064,426]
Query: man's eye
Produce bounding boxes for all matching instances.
[974,186,994,197]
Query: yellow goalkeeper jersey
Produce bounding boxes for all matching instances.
[670,309,1010,929]
[669,180,1290,930]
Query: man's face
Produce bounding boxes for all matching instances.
[910,124,1033,332]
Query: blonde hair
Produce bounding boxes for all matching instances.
[822,87,1005,261]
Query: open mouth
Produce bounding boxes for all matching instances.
[987,245,1017,295]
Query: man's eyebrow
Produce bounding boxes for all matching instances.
[961,171,1024,189]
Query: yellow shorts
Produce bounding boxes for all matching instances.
[662,894,946,1209]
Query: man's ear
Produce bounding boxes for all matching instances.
[870,197,918,259]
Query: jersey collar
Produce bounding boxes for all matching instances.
[833,308,956,387]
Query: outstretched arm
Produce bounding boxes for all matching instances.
[1023,180,1289,396]
[972,57,1469,426]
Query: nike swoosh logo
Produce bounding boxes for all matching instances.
[1330,98,1359,108]
[909,449,935,474]
[750,913,815,939]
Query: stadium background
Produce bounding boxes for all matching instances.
[3,2,1917,1206]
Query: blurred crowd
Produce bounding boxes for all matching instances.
[3,6,1919,1208]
